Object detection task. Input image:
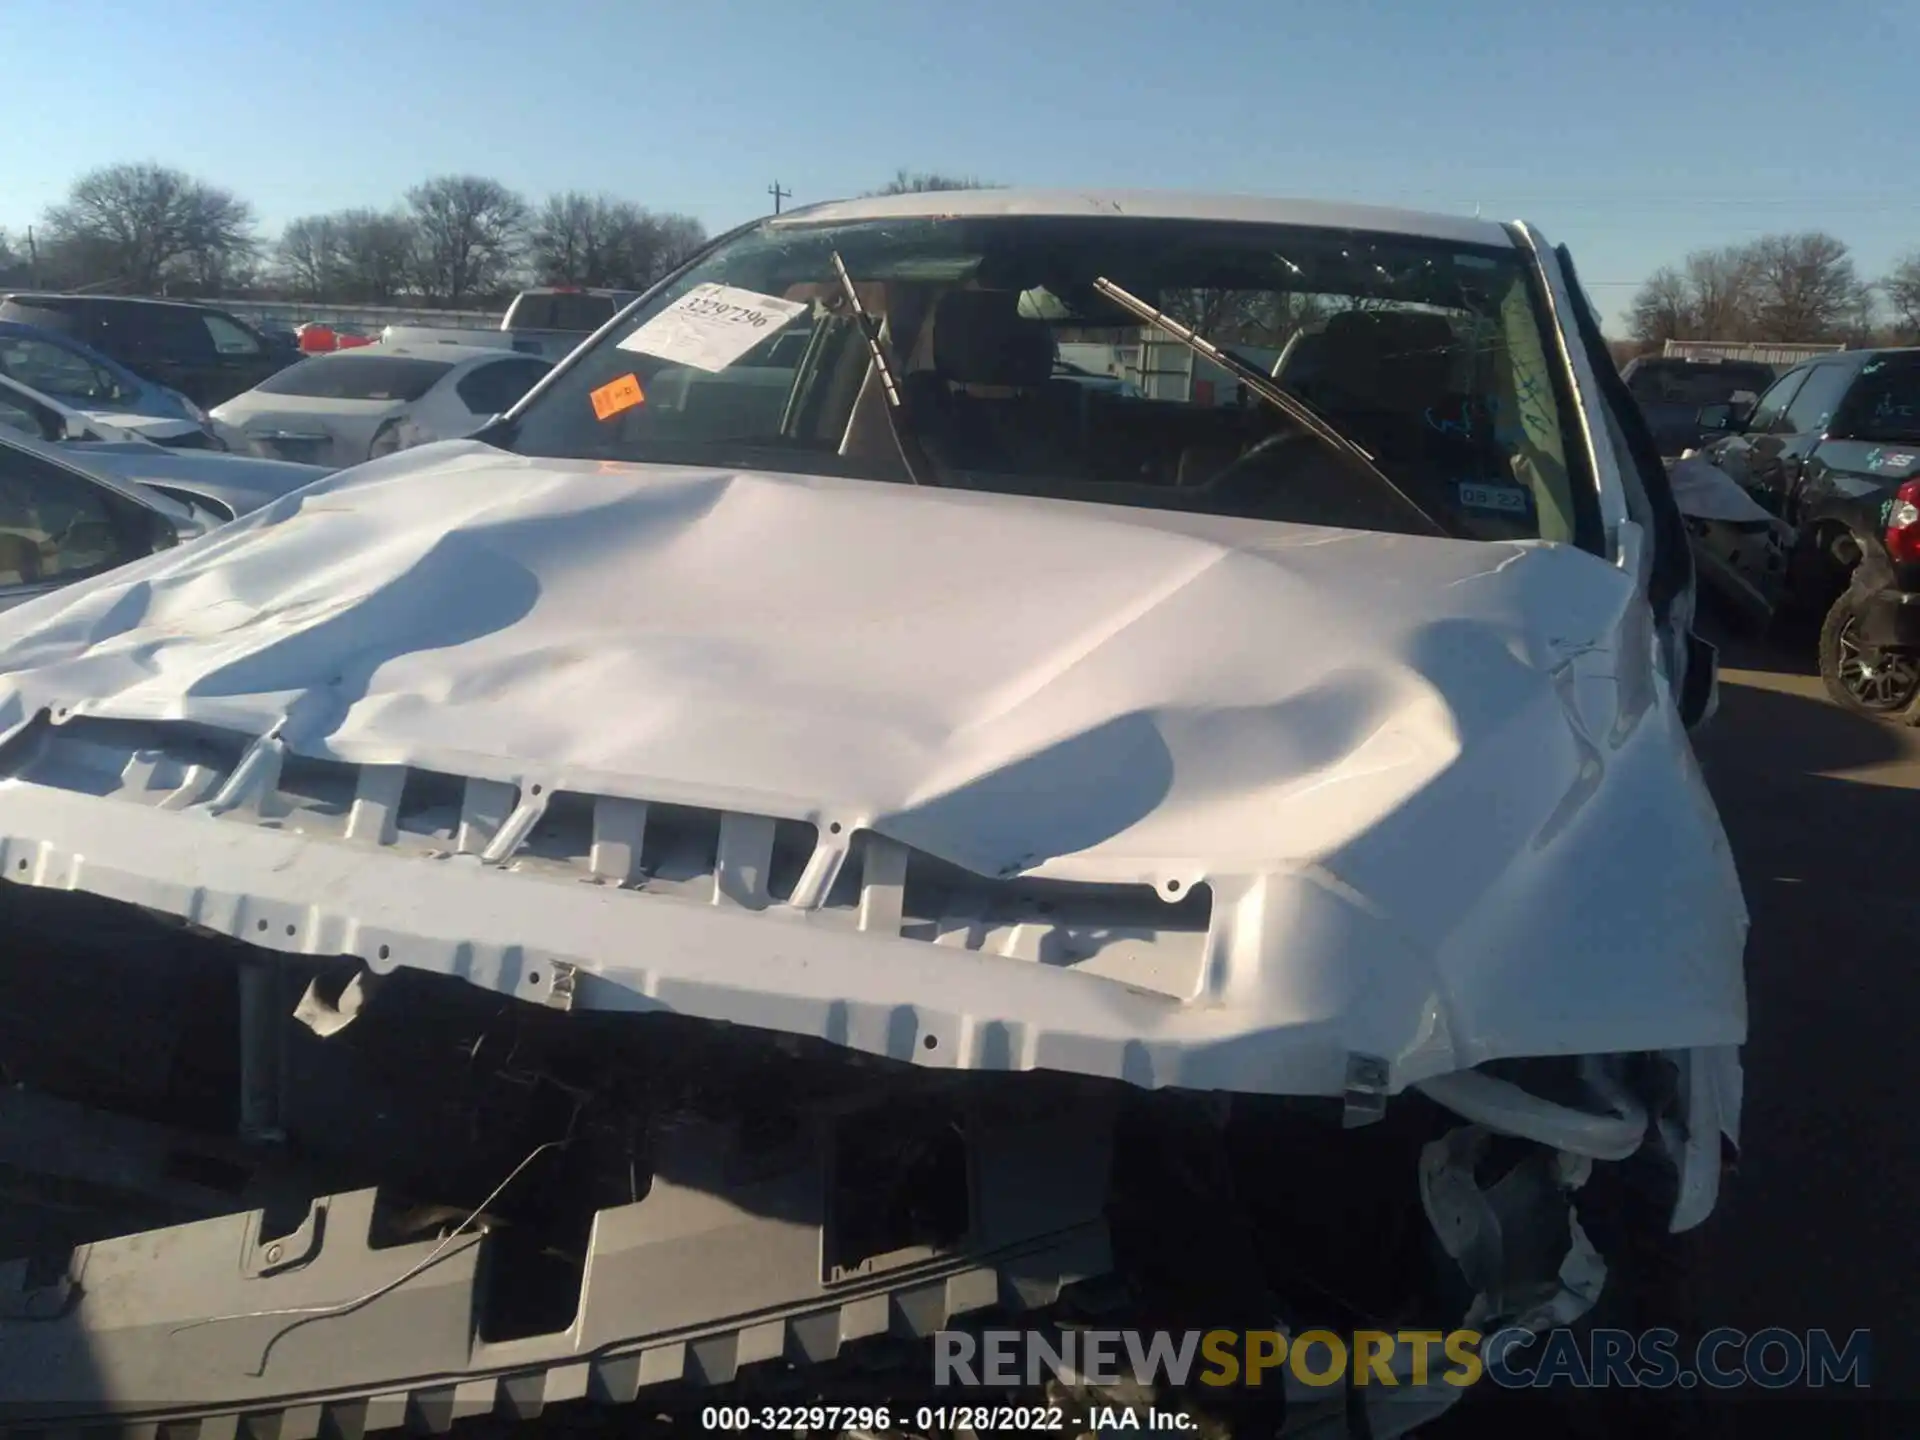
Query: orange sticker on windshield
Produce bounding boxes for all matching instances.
[591,373,645,420]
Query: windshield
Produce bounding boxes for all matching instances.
[1626,360,1775,409]
[252,355,454,402]
[503,215,1599,547]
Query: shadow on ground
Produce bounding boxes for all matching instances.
[1684,651,1920,1431]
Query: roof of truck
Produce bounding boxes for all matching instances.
[772,189,1517,248]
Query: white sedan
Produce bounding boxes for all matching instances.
[210,343,552,467]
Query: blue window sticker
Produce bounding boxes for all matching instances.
[1457,481,1532,515]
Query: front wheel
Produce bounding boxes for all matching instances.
[1819,587,1920,719]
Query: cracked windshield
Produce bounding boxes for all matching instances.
[2,0,1914,1435]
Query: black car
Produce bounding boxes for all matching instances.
[1620,355,1777,458]
[1694,348,1920,718]
[0,294,300,409]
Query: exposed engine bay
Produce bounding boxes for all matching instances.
[0,882,1724,1437]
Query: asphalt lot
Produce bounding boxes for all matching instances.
[1687,617,1920,1417]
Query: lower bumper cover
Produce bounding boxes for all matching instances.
[0,1103,1112,1433]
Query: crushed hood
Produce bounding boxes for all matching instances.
[0,442,1749,1080]
[2,442,1643,878]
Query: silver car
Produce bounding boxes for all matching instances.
[0,417,329,614]
[212,343,552,466]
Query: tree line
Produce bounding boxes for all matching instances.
[1628,232,1920,351]
[0,164,1008,311]
[0,162,710,308]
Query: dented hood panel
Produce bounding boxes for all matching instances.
[0,442,1749,1090]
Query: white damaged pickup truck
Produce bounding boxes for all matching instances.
[0,191,1746,1437]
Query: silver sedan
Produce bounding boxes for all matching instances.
[211,343,552,467]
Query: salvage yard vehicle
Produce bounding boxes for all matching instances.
[0,318,237,451]
[0,191,1746,1437]
[0,293,302,408]
[1620,354,1775,460]
[0,378,332,564]
[0,425,327,612]
[502,284,644,360]
[1694,347,1920,719]
[1667,451,1798,633]
[211,342,553,465]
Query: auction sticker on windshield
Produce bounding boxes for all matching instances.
[617,283,809,372]
[590,372,645,420]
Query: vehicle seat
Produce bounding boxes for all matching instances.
[1316,311,1456,433]
[1313,311,1505,504]
[903,291,1077,473]
[0,531,41,584]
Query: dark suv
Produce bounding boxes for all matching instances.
[1620,354,1777,458]
[0,295,299,408]
[1695,348,1920,718]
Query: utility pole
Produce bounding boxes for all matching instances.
[768,181,790,215]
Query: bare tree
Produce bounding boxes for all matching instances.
[529,193,707,290]
[1884,251,1920,342]
[333,210,418,304]
[1745,232,1866,343]
[868,170,1000,196]
[1680,245,1758,339]
[405,175,528,305]
[276,215,344,300]
[650,214,708,280]
[40,163,255,293]
[1629,266,1693,346]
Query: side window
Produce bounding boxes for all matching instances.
[0,386,64,442]
[0,336,117,402]
[97,305,162,356]
[202,314,262,356]
[0,394,55,441]
[1746,369,1806,434]
[0,444,146,588]
[1779,363,1855,436]
[456,360,552,415]
[1831,358,1920,443]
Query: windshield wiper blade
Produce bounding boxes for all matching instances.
[830,251,930,487]
[1091,276,1450,537]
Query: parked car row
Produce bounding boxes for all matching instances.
[0,293,301,409]
[1686,348,1920,717]
[0,317,237,449]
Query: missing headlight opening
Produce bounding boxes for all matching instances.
[0,192,1747,1436]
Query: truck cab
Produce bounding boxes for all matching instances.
[500,286,642,361]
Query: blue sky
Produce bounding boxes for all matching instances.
[5,0,1917,331]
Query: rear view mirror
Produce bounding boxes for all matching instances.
[1696,403,1735,432]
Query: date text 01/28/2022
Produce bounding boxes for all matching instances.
[699,1404,1192,1432]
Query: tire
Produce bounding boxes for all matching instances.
[1818,587,1920,720]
